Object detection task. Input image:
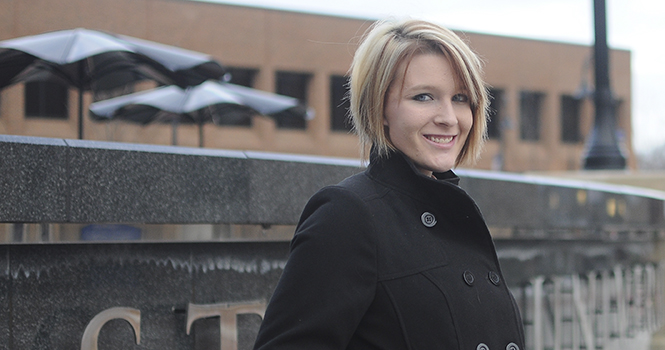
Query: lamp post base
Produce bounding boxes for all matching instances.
[583,145,626,170]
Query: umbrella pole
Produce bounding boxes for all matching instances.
[78,86,84,139]
[198,120,204,148]
[77,60,85,140]
[172,119,178,146]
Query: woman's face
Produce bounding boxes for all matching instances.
[383,52,473,176]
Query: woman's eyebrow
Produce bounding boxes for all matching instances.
[404,84,439,91]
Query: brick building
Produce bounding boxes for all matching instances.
[0,0,635,171]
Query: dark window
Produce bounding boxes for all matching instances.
[226,67,258,87]
[93,83,134,103]
[330,75,351,132]
[560,95,582,143]
[487,88,504,139]
[208,104,253,127]
[209,67,259,127]
[24,81,69,119]
[274,71,311,129]
[519,91,544,141]
[91,70,139,102]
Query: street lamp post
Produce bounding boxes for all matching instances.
[582,0,626,170]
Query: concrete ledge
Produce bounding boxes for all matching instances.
[1,135,663,235]
[458,168,665,235]
[0,135,361,225]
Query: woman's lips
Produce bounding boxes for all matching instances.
[424,135,455,144]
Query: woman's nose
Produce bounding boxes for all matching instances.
[433,101,458,126]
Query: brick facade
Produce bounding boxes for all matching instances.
[0,0,634,171]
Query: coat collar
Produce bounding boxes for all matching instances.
[366,148,464,203]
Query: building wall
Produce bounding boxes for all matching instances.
[0,0,634,171]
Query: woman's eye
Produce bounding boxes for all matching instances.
[452,94,469,103]
[413,94,433,102]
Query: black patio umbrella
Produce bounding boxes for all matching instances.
[0,28,226,139]
[89,80,314,147]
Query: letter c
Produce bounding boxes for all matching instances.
[80,307,141,350]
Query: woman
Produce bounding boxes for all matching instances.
[254,18,525,350]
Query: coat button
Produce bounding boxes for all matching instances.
[506,342,520,350]
[477,343,490,350]
[421,212,437,227]
[489,271,501,286]
[463,270,475,286]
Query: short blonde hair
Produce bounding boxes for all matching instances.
[349,18,488,166]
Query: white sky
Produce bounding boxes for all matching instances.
[200,0,664,154]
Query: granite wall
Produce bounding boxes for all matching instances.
[1,135,664,349]
[0,242,289,350]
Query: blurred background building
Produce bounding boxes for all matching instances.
[0,0,635,172]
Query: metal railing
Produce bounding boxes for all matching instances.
[517,263,664,350]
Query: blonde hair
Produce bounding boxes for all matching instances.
[349,18,488,166]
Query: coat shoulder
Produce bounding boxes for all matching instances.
[297,174,379,243]
[334,171,389,202]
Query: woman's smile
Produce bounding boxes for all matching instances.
[424,134,455,145]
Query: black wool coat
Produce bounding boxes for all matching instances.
[253,151,525,350]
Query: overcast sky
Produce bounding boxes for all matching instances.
[200,0,664,154]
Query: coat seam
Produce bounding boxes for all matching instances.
[325,183,381,286]
[381,282,415,350]
[422,270,464,350]
[378,262,450,281]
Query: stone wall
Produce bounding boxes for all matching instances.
[1,135,663,349]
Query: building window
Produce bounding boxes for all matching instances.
[487,88,504,139]
[330,75,351,132]
[24,81,69,119]
[226,67,258,87]
[560,95,582,143]
[519,91,544,141]
[274,71,311,129]
[90,69,141,102]
[208,104,253,127]
[208,67,259,127]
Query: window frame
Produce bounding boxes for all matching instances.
[24,81,69,119]
[519,90,545,141]
[274,71,312,130]
[329,74,352,132]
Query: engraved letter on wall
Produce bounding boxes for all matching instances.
[81,307,141,350]
[186,301,266,350]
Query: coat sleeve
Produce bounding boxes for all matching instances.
[253,186,378,350]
